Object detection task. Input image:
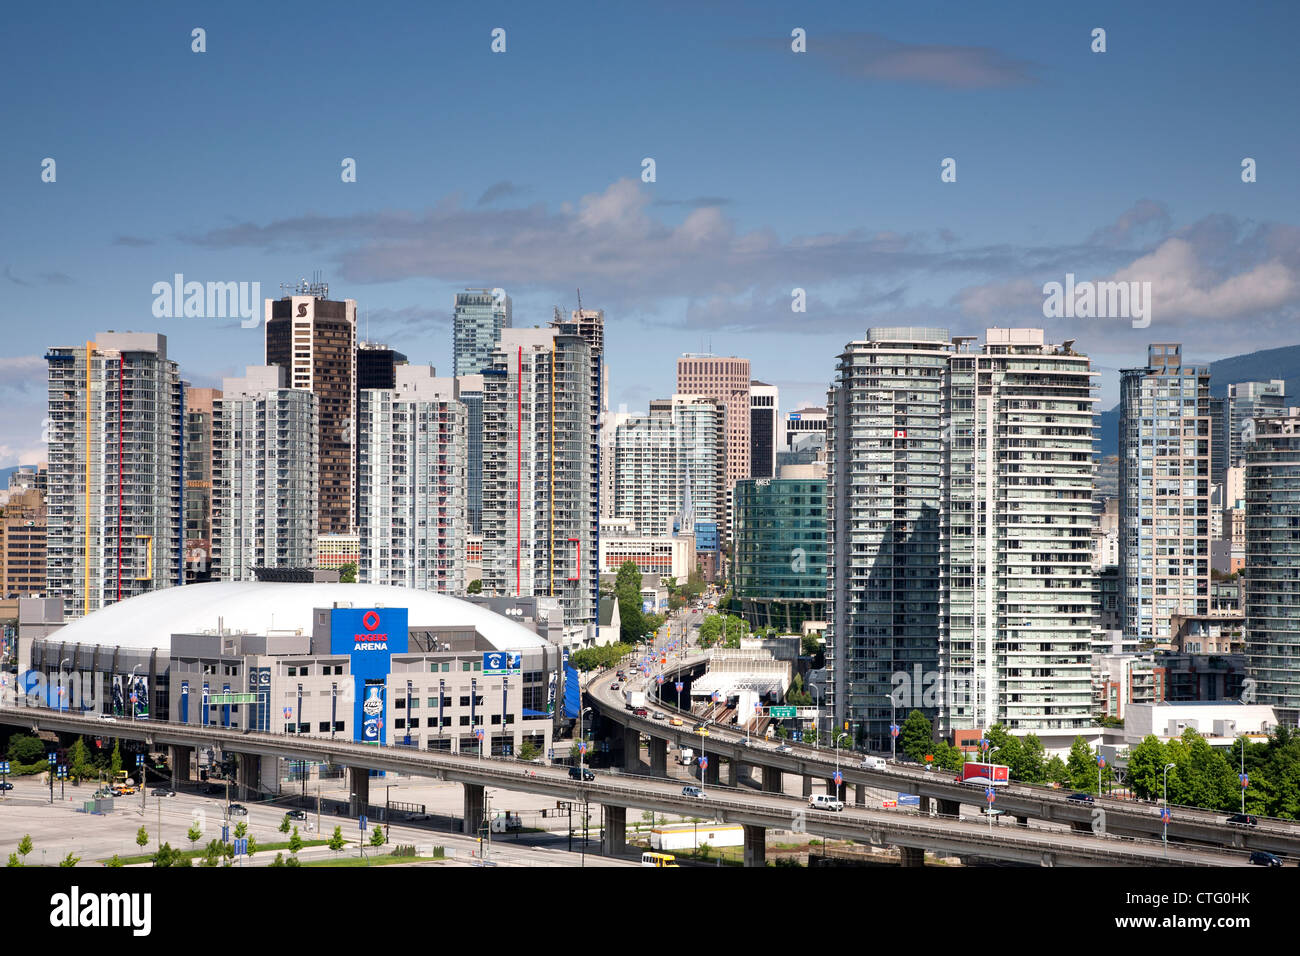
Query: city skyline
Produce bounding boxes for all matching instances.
[5,1,1300,466]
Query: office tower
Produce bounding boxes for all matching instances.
[264,283,357,535]
[45,332,184,618]
[676,354,751,488]
[453,288,512,377]
[1209,395,1227,487]
[458,374,485,534]
[1227,380,1286,467]
[1245,408,1300,727]
[481,327,596,633]
[0,485,46,597]
[943,330,1096,735]
[732,468,827,632]
[184,387,220,583]
[1119,344,1212,645]
[357,366,467,593]
[828,328,951,748]
[749,382,779,479]
[211,366,318,581]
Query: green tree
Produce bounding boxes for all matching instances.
[268,852,286,868]
[615,560,645,642]
[285,854,302,867]
[1045,755,1069,785]
[900,710,933,764]
[246,836,258,859]
[135,826,149,850]
[106,855,124,867]
[59,852,80,867]
[151,843,177,867]
[517,739,540,761]
[288,826,303,854]
[328,826,345,853]
[1126,735,1170,800]
[800,634,821,657]
[17,834,32,863]
[110,740,122,779]
[279,814,291,835]
[1017,734,1048,784]
[338,562,358,583]
[201,839,222,867]
[6,734,44,765]
[369,825,385,848]
[68,737,91,782]
[6,853,19,867]
[233,821,247,840]
[467,579,483,594]
[187,822,202,849]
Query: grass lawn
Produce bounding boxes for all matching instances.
[301,853,445,867]
[105,838,331,865]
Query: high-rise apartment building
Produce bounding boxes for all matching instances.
[828,328,950,748]
[1227,380,1286,467]
[749,382,779,479]
[355,342,408,523]
[264,285,356,535]
[942,330,1095,735]
[1209,395,1227,487]
[357,366,467,593]
[676,354,750,488]
[184,386,220,584]
[453,288,512,377]
[611,407,679,537]
[45,332,184,618]
[458,374,485,535]
[0,485,46,598]
[828,328,1096,747]
[1119,344,1212,645]
[481,327,596,633]
[664,394,727,530]
[1244,408,1300,727]
[211,366,318,581]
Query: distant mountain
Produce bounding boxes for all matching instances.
[1097,343,1300,457]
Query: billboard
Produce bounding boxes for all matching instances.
[330,607,409,745]
[960,762,1010,787]
[483,651,521,676]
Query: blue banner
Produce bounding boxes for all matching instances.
[330,607,409,745]
[180,681,189,724]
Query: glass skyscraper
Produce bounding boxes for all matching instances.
[453,288,511,377]
[733,475,826,631]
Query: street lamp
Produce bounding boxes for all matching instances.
[129,663,143,722]
[579,706,593,779]
[1239,737,1248,815]
[834,733,849,801]
[1162,762,1176,859]
[58,658,71,714]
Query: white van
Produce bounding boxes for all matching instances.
[862,755,887,771]
[809,793,845,812]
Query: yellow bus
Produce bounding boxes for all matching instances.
[641,852,679,868]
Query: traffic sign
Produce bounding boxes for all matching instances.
[234,838,248,856]
[221,824,229,843]
[359,815,368,831]
[769,706,797,719]
[136,754,144,765]
[882,799,898,809]
[0,761,8,774]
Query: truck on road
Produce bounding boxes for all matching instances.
[677,747,695,766]
[624,689,648,710]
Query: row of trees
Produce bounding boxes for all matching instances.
[4,733,123,781]
[697,613,747,649]
[610,562,665,643]
[7,835,79,867]
[568,642,634,672]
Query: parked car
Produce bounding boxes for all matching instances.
[0,781,13,791]
[1250,851,1283,867]
[228,803,248,816]
[1227,813,1259,827]
[681,785,707,799]
[1067,792,1095,803]
[286,809,308,821]
[568,766,595,782]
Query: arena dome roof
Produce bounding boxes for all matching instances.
[42,582,551,653]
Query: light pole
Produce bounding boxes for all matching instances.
[129,664,142,723]
[385,784,393,842]
[58,658,71,714]
[834,733,848,801]
[1162,762,1175,859]
[579,706,592,779]
[1240,737,1247,815]
[886,694,897,761]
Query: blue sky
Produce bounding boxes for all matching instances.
[2,0,1299,464]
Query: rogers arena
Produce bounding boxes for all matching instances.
[13,581,575,786]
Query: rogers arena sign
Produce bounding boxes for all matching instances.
[328,607,410,746]
[353,610,389,651]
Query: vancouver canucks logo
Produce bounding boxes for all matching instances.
[363,687,383,716]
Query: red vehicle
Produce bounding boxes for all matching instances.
[958,762,1010,787]
[633,707,649,717]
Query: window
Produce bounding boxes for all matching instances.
[459,696,470,707]
[318,722,330,732]
[459,715,470,726]
[394,718,405,729]
[395,698,405,709]
[297,723,309,733]
[333,721,345,732]
[462,662,471,672]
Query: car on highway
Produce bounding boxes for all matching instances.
[568,766,596,782]
[286,809,308,821]
[1226,813,1259,827]
[96,714,117,722]
[652,711,666,721]
[810,793,845,812]
[1067,792,1095,804]
[0,781,13,791]
[682,785,706,799]
[610,683,621,691]
[228,803,248,816]
[670,717,683,726]
[633,707,649,717]
[150,787,176,797]
[693,723,708,734]
[1250,851,1283,867]
[737,737,754,747]
[775,744,793,754]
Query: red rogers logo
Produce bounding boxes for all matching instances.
[363,611,380,631]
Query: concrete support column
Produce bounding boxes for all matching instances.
[736,763,750,788]
[802,775,813,799]
[899,845,925,867]
[649,738,667,776]
[169,746,191,789]
[725,760,737,788]
[762,766,782,793]
[235,753,258,802]
[855,784,867,807]
[936,798,960,818]
[462,782,484,835]
[602,804,626,856]
[704,760,720,786]
[1016,815,1029,827]
[743,824,766,868]
[349,767,371,818]
[622,726,640,770]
